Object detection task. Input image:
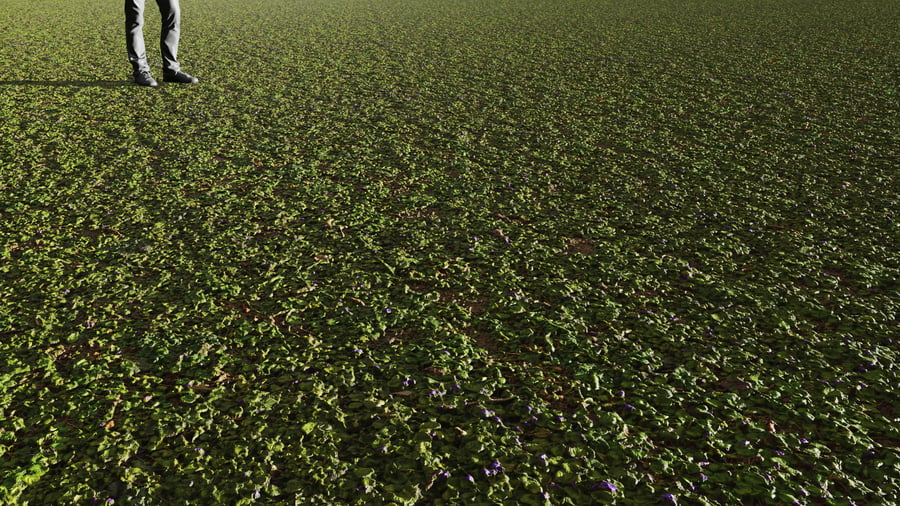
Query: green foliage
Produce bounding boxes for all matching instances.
[1,0,897,503]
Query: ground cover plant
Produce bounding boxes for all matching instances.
[1,0,898,503]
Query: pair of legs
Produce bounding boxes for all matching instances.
[125,0,181,74]
[125,0,196,84]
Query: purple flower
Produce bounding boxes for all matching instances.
[662,493,677,504]
[598,481,617,492]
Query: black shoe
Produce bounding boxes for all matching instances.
[163,70,199,84]
[133,70,158,87]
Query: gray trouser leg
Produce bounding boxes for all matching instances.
[125,0,149,72]
[157,0,181,72]
[125,0,181,73]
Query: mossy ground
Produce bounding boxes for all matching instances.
[1,0,897,503]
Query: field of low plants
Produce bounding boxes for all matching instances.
[1,0,897,503]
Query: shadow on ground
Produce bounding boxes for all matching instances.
[0,80,132,88]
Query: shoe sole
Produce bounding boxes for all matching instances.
[163,77,199,84]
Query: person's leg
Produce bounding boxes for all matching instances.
[156,0,198,83]
[156,0,181,73]
[125,0,149,73]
